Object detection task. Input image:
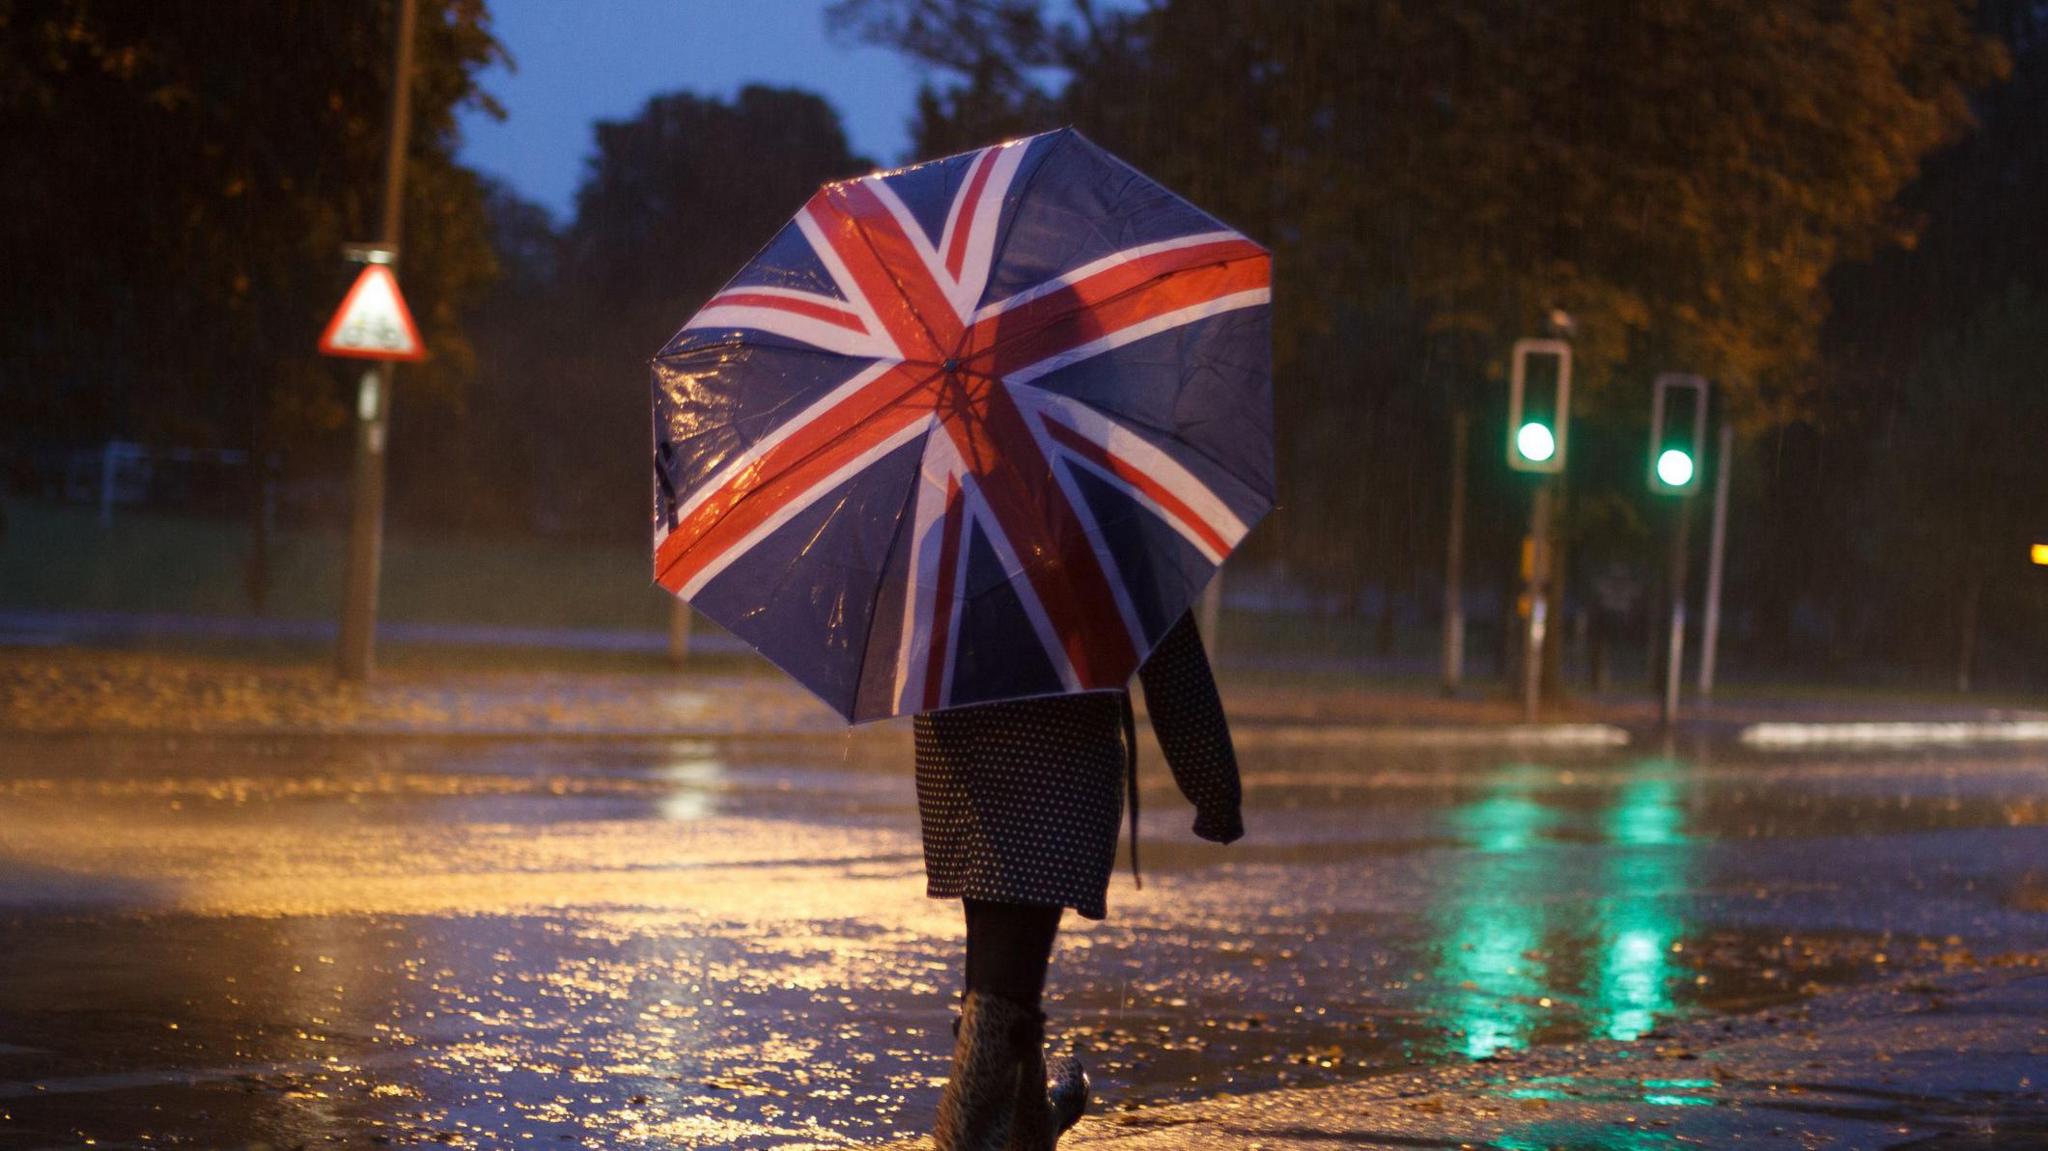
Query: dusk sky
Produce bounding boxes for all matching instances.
[455,0,929,222]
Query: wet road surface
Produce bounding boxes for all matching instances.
[1,730,2044,1148]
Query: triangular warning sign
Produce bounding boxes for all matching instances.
[318,264,426,361]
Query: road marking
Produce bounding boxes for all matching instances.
[1741,720,2048,748]
[1240,723,1630,749]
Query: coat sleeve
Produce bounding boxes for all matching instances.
[1136,609,1244,844]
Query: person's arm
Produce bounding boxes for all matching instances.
[1136,609,1244,844]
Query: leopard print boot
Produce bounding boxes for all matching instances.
[1003,1023,1088,1150]
[1046,1053,1089,1139]
[935,992,1035,1150]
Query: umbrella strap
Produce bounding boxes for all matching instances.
[1120,690,1141,891]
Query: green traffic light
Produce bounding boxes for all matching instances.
[1516,422,1556,464]
[1656,448,1695,488]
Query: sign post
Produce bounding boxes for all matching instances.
[324,258,424,682]
[327,0,420,682]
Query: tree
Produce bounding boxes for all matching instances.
[0,0,504,483]
[836,0,1999,665]
[1740,1,2048,684]
[505,86,875,543]
[827,0,1070,155]
[1882,286,2048,689]
[845,0,1993,399]
[393,178,561,536]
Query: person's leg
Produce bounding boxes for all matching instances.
[940,899,1088,1151]
[938,899,1091,1150]
[938,900,1059,1150]
[964,898,1062,1007]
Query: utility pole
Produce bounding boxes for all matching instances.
[1441,410,1469,696]
[1697,422,1735,701]
[337,0,418,681]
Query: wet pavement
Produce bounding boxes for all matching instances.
[1030,957,2048,1149]
[1,727,2045,1149]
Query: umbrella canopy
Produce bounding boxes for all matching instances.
[651,128,1272,722]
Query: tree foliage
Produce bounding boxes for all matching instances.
[842,0,1995,410]
[1752,0,2048,677]
[0,0,503,477]
[566,86,874,345]
[470,86,874,542]
[837,0,2004,661]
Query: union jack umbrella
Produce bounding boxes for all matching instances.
[651,129,1273,722]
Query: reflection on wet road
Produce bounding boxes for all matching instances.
[1434,767,1692,1059]
[1,733,2043,1148]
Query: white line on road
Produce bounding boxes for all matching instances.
[1239,723,1630,749]
[1740,720,2048,748]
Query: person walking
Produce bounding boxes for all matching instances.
[642,127,1272,1146]
[919,609,1244,1149]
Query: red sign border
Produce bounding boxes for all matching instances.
[318,264,427,362]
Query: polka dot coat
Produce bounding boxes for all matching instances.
[913,611,1243,920]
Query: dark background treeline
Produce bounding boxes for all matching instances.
[3,0,2045,692]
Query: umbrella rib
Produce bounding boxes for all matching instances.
[1002,375,1272,512]
[655,331,873,367]
[669,363,952,571]
[654,340,898,457]
[854,429,938,720]
[970,252,1265,374]
[965,129,1255,374]
[837,198,952,360]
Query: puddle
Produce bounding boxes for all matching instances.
[0,735,2042,1148]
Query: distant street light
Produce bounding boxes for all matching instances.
[2032,542,2048,567]
[1656,448,1696,489]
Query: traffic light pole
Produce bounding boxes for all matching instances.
[1662,495,1694,728]
[337,0,417,681]
[1697,422,1735,701]
[1524,478,1554,723]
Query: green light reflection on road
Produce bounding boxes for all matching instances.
[1642,1093,1713,1107]
[1496,1130,1683,1150]
[1430,761,1697,1060]
[1436,767,1555,1059]
[1593,772,1690,1043]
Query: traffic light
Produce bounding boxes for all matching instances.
[2032,542,2048,567]
[1507,338,1572,474]
[1648,373,1708,495]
